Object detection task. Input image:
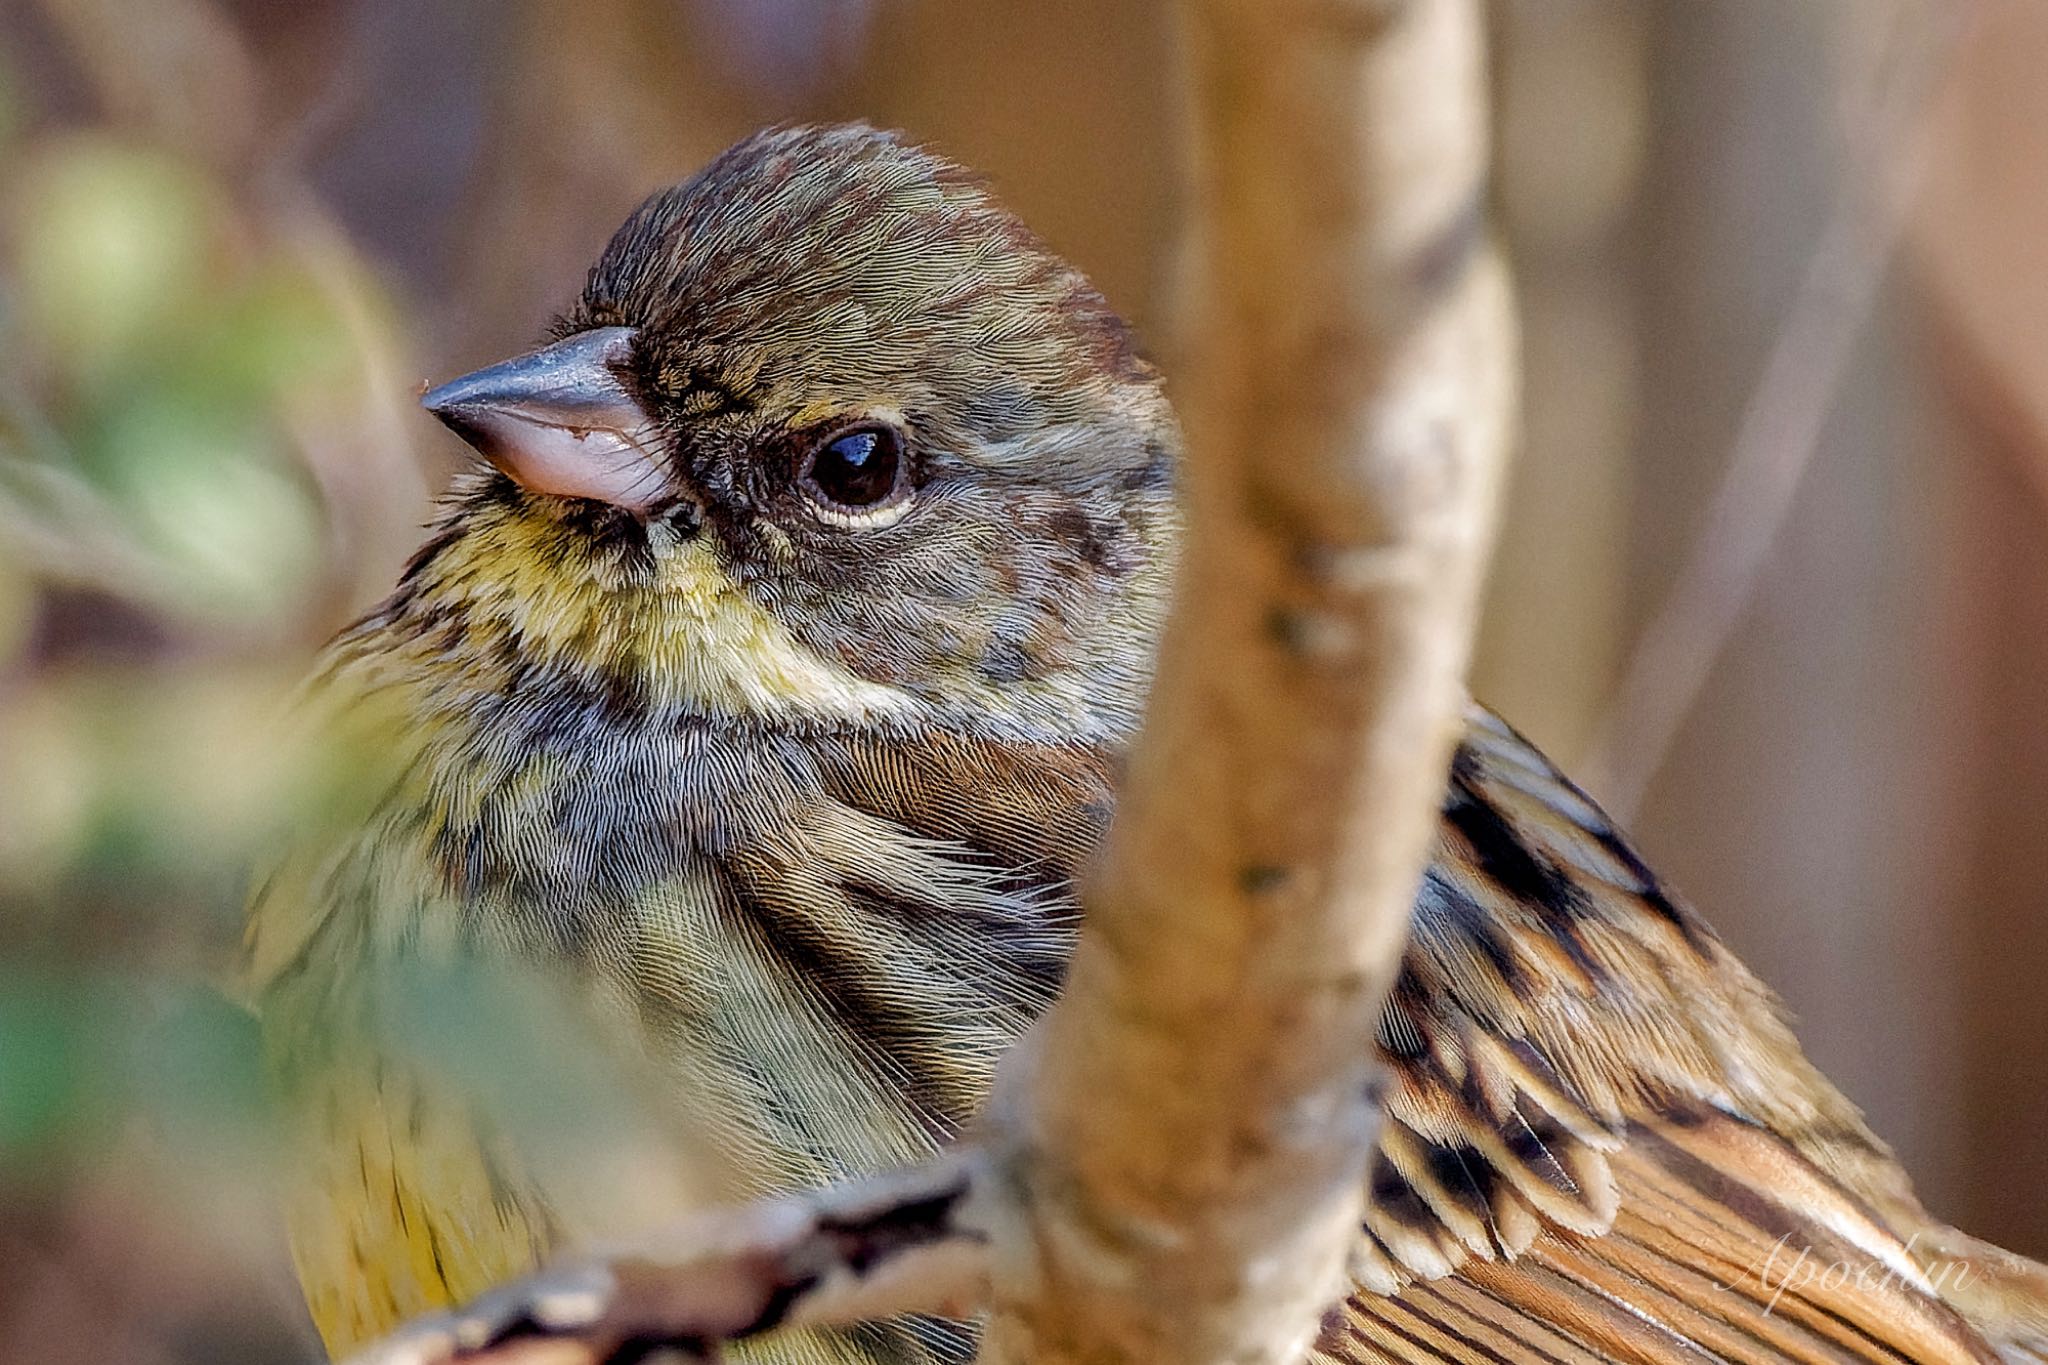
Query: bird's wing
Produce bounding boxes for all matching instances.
[1321,1111,2003,1365]
[1327,704,2044,1363]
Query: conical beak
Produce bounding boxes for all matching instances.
[421,326,665,510]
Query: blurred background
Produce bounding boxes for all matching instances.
[1,0,2044,1359]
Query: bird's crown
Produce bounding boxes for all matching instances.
[352,124,1180,744]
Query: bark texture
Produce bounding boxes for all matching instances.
[974,1,1513,1361]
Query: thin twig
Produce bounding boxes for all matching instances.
[0,443,198,619]
[347,1155,990,1365]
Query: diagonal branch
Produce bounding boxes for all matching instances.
[348,1156,990,1365]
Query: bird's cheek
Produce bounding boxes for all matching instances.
[633,533,915,723]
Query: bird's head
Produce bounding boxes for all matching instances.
[397,124,1178,741]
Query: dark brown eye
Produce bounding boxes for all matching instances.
[800,424,910,525]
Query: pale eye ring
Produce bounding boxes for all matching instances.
[799,423,913,527]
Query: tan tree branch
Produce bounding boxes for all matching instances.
[345,0,1511,1361]
[974,0,1510,1360]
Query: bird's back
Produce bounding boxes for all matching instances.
[1327,707,2048,1364]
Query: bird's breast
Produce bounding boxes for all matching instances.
[252,704,1107,1357]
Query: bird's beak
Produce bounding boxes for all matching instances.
[421,326,665,511]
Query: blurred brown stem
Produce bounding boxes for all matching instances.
[1583,1,1961,817]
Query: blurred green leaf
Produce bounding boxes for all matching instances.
[11,137,219,379]
[377,956,664,1169]
[0,969,109,1158]
[207,257,362,402]
[130,983,268,1138]
[0,968,267,1172]
[86,388,323,617]
[0,667,303,923]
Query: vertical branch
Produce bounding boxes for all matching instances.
[975,1,1514,1362]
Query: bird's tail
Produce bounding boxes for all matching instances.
[1916,1224,2048,1363]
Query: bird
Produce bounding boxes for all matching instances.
[246,123,2048,1365]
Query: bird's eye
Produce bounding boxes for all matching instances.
[800,424,911,525]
